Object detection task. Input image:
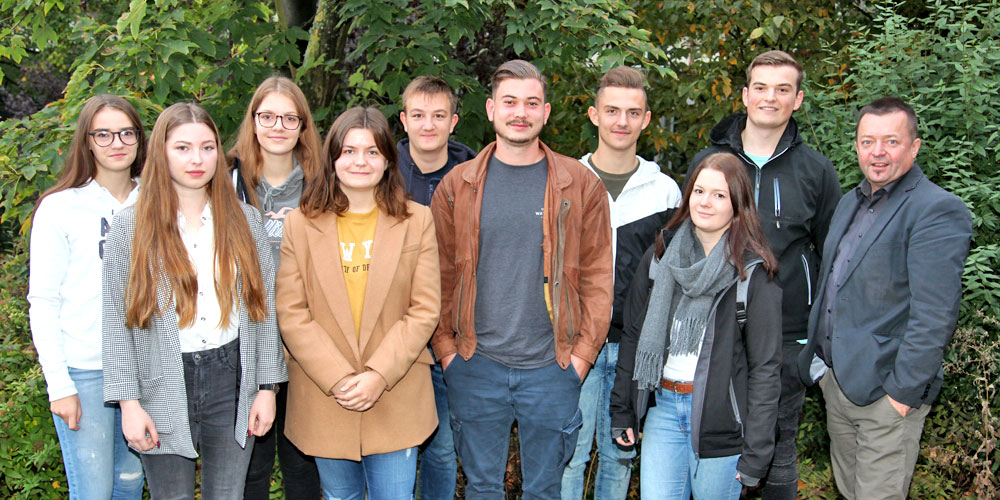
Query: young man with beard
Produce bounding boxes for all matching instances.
[430,59,613,500]
[687,50,841,498]
[396,75,476,500]
[562,65,681,500]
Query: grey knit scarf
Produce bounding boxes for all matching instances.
[633,220,736,391]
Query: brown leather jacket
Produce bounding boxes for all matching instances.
[429,141,613,369]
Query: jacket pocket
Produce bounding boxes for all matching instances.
[452,262,468,336]
[560,408,584,463]
[138,376,174,433]
[562,266,582,342]
[729,380,744,438]
[872,333,902,381]
[800,253,813,306]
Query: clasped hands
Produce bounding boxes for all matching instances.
[333,370,388,412]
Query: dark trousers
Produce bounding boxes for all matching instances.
[142,339,253,500]
[759,342,807,500]
[243,381,321,500]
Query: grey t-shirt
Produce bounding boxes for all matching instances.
[474,155,555,368]
[253,163,305,270]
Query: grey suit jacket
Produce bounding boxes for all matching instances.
[798,164,971,408]
[102,203,287,458]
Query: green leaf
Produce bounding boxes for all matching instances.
[749,27,765,39]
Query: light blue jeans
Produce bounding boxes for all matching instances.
[316,447,418,500]
[52,367,144,500]
[561,342,635,500]
[640,388,742,500]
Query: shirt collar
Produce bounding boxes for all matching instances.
[177,202,213,229]
[855,177,902,203]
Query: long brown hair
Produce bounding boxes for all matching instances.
[226,76,322,207]
[36,94,147,209]
[657,152,777,279]
[125,102,267,329]
[300,106,410,219]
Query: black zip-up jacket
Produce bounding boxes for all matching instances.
[610,233,783,481]
[688,114,840,341]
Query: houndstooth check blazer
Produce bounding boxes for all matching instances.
[102,203,287,459]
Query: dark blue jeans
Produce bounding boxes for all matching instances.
[416,353,456,500]
[445,353,583,500]
[243,381,320,500]
[141,340,254,500]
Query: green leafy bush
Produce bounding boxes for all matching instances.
[797,0,1000,497]
[0,254,66,499]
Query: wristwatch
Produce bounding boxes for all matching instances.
[258,383,277,392]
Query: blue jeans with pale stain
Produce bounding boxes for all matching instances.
[52,367,144,500]
[640,388,742,500]
[416,350,456,500]
[315,447,418,500]
[561,342,635,500]
[141,339,254,500]
[445,352,583,500]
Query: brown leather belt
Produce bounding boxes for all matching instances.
[661,379,694,394]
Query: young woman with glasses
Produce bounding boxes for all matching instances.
[28,94,148,500]
[101,102,287,500]
[227,75,323,500]
[277,107,441,500]
[611,153,782,499]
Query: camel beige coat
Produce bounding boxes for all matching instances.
[276,201,440,460]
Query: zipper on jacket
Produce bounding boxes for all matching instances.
[738,146,791,207]
[754,165,762,206]
[463,187,479,339]
[729,380,744,438]
[800,254,813,306]
[773,177,781,229]
[557,199,573,341]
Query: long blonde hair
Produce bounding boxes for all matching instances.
[126,102,267,329]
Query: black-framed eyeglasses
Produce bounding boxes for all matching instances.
[88,128,139,147]
[255,112,302,130]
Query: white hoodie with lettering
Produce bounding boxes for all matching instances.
[28,179,139,401]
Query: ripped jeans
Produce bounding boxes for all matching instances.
[315,447,418,500]
[52,367,144,500]
[445,353,583,500]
